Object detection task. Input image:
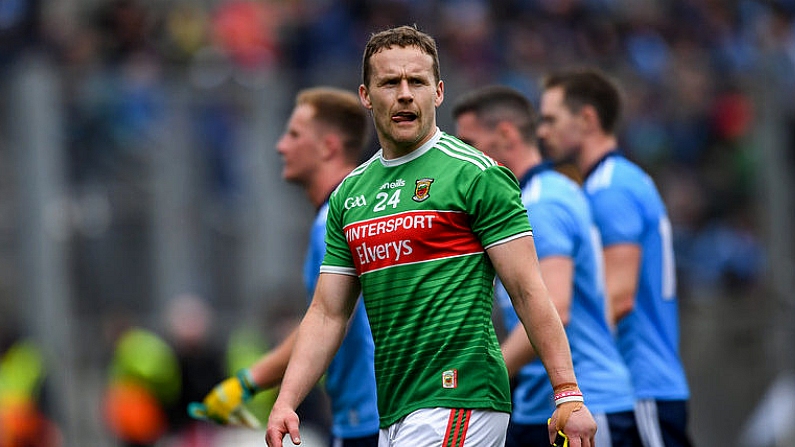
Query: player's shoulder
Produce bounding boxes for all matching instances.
[433,132,500,172]
[314,202,330,226]
[585,154,652,194]
[348,151,381,179]
[527,170,584,204]
[331,152,380,198]
[542,169,581,191]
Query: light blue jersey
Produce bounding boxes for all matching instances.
[304,202,380,438]
[583,152,689,401]
[495,163,635,424]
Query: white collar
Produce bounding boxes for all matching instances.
[379,128,442,167]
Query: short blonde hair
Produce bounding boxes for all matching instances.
[296,87,371,163]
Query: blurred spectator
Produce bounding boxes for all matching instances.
[94,0,154,64]
[223,325,277,425]
[65,50,165,185]
[438,0,498,85]
[103,326,180,447]
[161,3,208,65]
[210,0,280,71]
[0,331,62,447]
[60,0,166,187]
[162,294,225,447]
[190,95,243,209]
[662,165,765,301]
[0,0,42,65]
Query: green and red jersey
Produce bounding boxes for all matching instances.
[320,130,533,428]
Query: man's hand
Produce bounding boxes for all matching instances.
[548,402,596,447]
[265,403,302,447]
[188,369,260,427]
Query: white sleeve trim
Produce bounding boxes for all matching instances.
[483,231,534,250]
[319,265,358,276]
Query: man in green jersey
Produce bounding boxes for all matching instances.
[265,25,597,447]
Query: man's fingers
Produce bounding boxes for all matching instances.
[567,435,593,447]
[265,429,301,447]
[265,410,301,447]
[264,429,284,447]
[286,417,302,445]
[547,416,558,444]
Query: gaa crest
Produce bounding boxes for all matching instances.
[442,369,458,389]
[412,178,434,202]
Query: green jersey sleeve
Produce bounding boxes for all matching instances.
[467,165,533,249]
[321,185,357,275]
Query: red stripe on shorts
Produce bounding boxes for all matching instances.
[443,409,472,447]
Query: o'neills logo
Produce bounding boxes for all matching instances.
[442,369,458,389]
[413,178,434,202]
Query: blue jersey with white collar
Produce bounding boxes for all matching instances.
[583,152,689,400]
[304,202,379,438]
[495,163,635,423]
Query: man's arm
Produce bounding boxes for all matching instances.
[488,236,595,446]
[603,243,640,325]
[266,272,361,447]
[488,239,574,386]
[501,256,573,377]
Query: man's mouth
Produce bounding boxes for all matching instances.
[392,111,417,122]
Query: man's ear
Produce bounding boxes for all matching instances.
[359,84,372,110]
[496,121,521,148]
[580,105,601,132]
[321,132,343,160]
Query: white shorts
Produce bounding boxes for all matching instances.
[379,408,509,447]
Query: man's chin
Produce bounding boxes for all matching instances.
[282,172,301,185]
[391,124,419,137]
[546,151,576,166]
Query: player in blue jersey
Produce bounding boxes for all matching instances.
[453,85,642,447]
[189,87,380,447]
[537,69,693,447]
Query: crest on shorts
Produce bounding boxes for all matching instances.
[442,369,458,389]
[413,178,434,202]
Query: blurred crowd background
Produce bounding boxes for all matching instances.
[0,0,794,445]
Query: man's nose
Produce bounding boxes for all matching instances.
[397,80,413,100]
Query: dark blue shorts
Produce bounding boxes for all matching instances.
[635,399,693,447]
[330,432,379,447]
[506,410,642,447]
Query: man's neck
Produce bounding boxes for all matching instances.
[380,127,438,160]
[306,165,355,209]
[511,146,544,179]
[578,134,618,175]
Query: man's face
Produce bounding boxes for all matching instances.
[537,86,584,164]
[359,46,443,156]
[276,104,323,185]
[455,112,504,161]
